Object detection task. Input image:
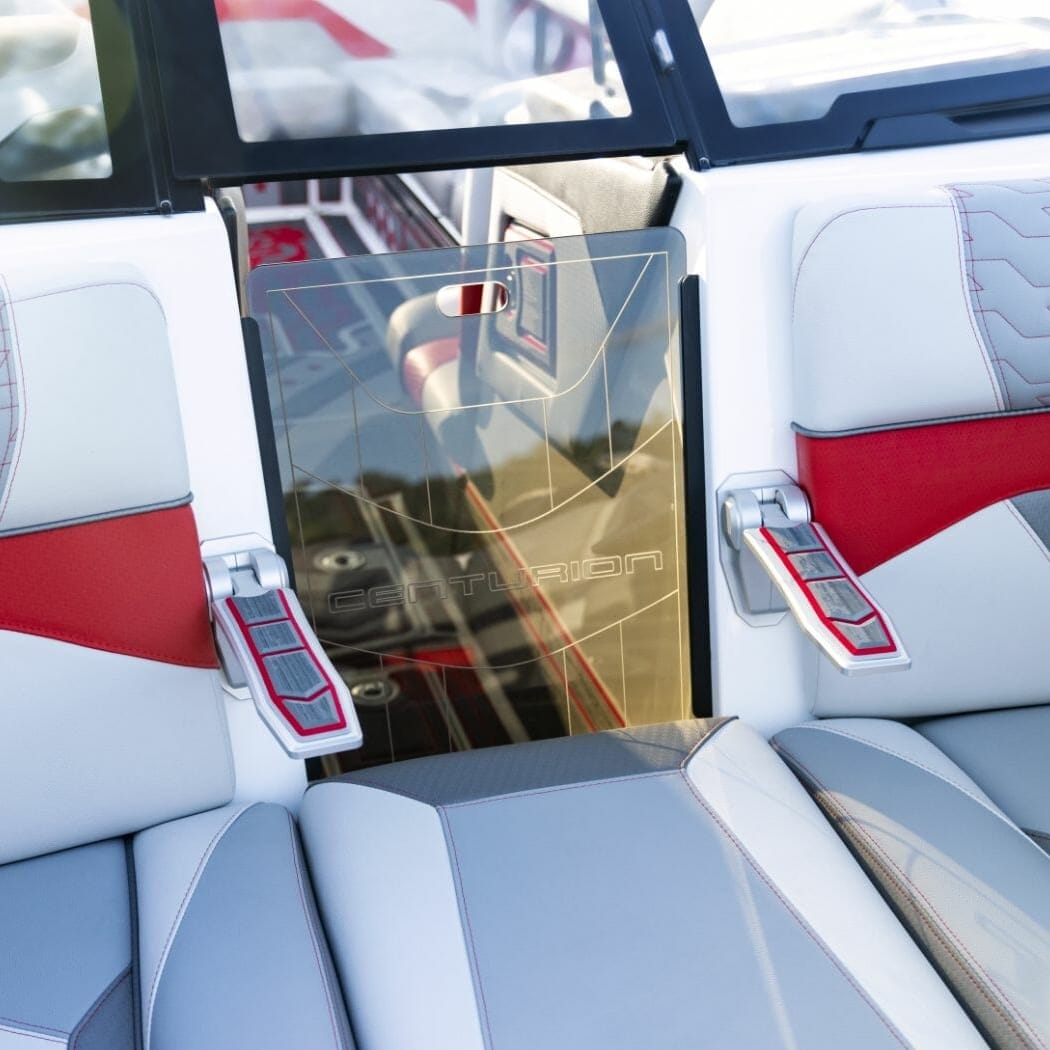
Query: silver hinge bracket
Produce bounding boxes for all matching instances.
[719,473,810,625]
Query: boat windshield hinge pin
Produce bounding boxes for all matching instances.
[651,29,675,72]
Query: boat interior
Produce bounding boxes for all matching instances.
[4,1,1050,1047]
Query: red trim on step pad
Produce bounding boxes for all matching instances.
[797,411,1050,576]
[0,506,219,668]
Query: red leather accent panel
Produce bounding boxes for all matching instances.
[401,338,460,407]
[797,412,1050,576]
[0,506,219,668]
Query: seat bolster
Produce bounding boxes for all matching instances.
[301,783,486,1050]
[917,705,1050,847]
[775,718,1050,1050]
[135,803,352,1050]
[688,721,984,1050]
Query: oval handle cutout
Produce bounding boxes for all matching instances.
[436,281,509,318]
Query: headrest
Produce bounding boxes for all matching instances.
[792,186,1008,433]
[0,263,231,866]
[0,263,191,536]
[791,178,1050,721]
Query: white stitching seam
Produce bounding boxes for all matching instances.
[789,724,1050,860]
[945,185,1007,412]
[0,1023,65,1044]
[143,803,253,1050]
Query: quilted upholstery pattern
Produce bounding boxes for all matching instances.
[0,282,19,516]
[951,180,1050,545]
[952,179,1050,410]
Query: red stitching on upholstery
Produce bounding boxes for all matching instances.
[6,280,167,318]
[285,812,344,1050]
[780,747,1045,1049]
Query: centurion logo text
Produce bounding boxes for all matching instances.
[328,550,665,613]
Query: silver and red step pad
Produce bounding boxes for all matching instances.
[743,522,910,676]
[207,549,363,758]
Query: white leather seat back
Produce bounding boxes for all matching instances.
[792,178,1050,718]
[0,262,234,865]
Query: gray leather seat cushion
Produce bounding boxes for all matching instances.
[0,839,134,1049]
[0,802,355,1050]
[775,718,1050,1049]
[916,705,1050,850]
[301,718,982,1050]
[135,801,353,1050]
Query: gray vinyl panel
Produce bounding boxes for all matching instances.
[439,768,907,1050]
[775,724,1050,1050]
[149,803,353,1050]
[69,969,134,1050]
[1009,491,1050,555]
[0,839,132,1041]
[344,719,723,805]
[917,705,1050,839]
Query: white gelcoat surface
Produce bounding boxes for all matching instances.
[672,132,1050,736]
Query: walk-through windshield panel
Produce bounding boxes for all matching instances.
[0,1,111,182]
[151,1,676,183]
[216,0,629,143]
[249,229,689,770]
[693,0,1050,128]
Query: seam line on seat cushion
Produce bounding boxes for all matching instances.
[951,189,1011,407]
[676,764,909,1048]
[0,1019,67,1040]
[438,806,494,1050]
[70,968,131,1050]
[6,280,167,318]
[791,204,953,323]
[0,495,194,541]
[787,724,1037,844]
[0,1024,65,1044]
[1004,500,1050,564]
[0,274,26,526]
[1024,829,1050,853]
[144,803,254,1050]
[339,720,734,810]
[285,811,344,1050]
[945,186,1007,410]
[780,747,1043,1049]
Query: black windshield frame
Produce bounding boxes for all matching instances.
[0,0,179,222]
[149,0,680,184]
[655,0,1050,166]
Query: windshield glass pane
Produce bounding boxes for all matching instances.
[215,0,630,144]
[249,228,689,770]
[0,0,111,181]
[691,0,1050,128]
